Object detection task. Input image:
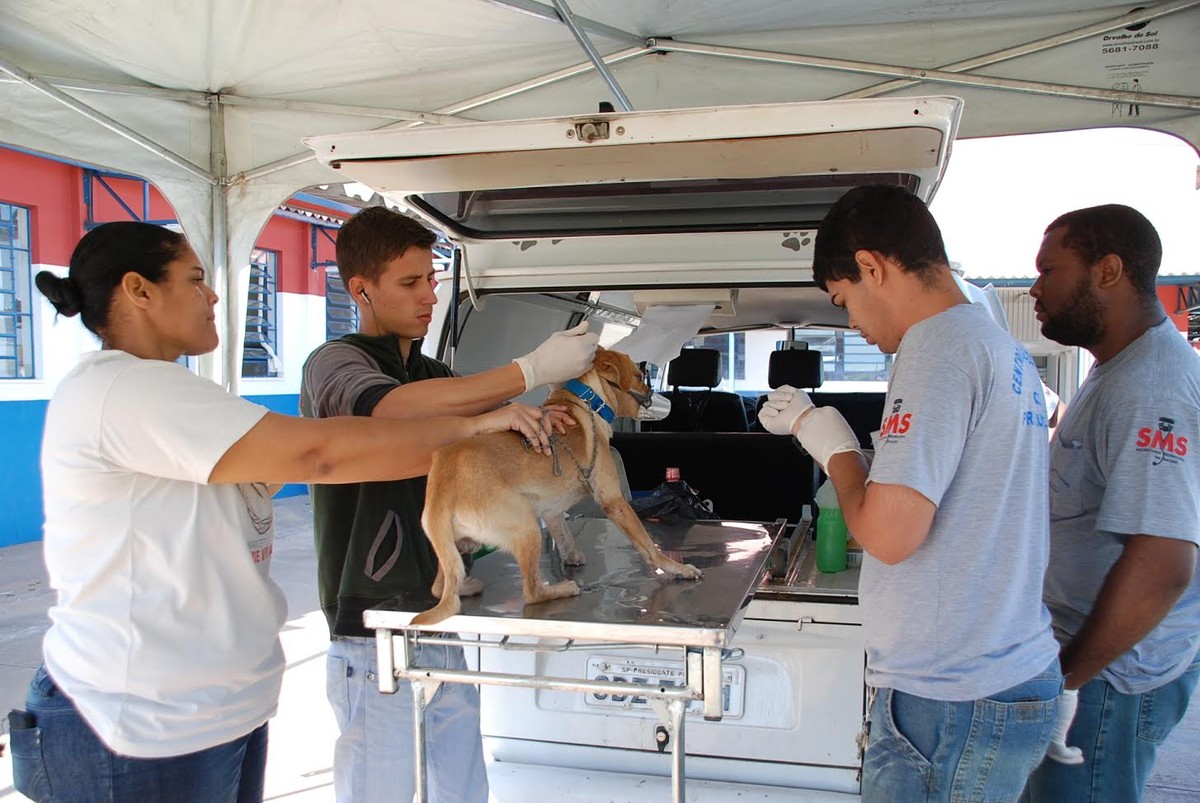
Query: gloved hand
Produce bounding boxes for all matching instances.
[758,385,814,436]
[1045,688,1085,765]
[513,322,600,391]
[796,407,863,472]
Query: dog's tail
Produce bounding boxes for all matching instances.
[413,503,465,626]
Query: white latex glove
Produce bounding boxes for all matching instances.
[795,407,863,473]
[758,385,814,436]
[513,322,600,391]
[1045,688,1085,765]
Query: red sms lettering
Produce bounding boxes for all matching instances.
[880,412,912,437]
[1136,427,1189,456]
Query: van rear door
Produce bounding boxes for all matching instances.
[304,96,962,292]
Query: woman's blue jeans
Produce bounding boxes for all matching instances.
[1022,659,1200,803]
[863,662,1062,802]
[10,665,268,803]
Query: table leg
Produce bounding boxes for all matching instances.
[669,697,686,803]
[702,646,723,721]
[375,629,397,694]
[411,674,429,803]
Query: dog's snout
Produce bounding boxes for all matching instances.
[637,391,671,422]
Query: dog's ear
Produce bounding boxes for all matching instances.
[593,348,622,384]
[598,349,641,390]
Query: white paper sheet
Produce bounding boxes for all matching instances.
[609,304,715,366]
[953,272,1010,330]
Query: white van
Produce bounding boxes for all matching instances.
[305,95,963,802]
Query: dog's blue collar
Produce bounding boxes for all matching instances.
[562,379,615,424]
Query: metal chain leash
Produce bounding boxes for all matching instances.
[522,405,600,493]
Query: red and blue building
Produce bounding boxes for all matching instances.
[1,145,355,545]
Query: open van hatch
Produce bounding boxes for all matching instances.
[305,95,963,354]
[305,96,962,265]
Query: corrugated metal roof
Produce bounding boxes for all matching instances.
[969,273,1200,286]
[276,203,345,226]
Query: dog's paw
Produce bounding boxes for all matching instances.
[562,548,587,566]
[551,579,582,599]
[460,576,485,597]
[528,579,580,604]
[668,561,702,581]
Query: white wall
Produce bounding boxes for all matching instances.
[239,290,328,398]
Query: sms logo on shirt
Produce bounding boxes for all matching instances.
[1136,417,1188,466]
[880,397,912,442]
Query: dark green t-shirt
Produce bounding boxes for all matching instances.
[300,334,454,638]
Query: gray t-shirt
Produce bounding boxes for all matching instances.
[1044,319,1200,694]
[864,303,1059,700]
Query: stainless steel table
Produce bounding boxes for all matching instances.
[363,516,787,803]
[758,520,862,602]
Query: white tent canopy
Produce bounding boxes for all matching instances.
[3,0,1198,387]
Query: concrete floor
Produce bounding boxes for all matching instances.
[1,495,1198,802]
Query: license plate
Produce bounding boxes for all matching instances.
[584,655,745,719]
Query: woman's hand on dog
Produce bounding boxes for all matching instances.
[475,403,574,454]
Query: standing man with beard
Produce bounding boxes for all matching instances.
[1023,204,1200,802]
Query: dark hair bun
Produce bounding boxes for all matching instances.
[35,271,83,317]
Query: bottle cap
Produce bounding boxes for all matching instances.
[665,466,680,483]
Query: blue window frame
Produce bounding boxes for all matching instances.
[325,269,358,341]
[0,202,35,379]
[82,169,177,228]
[243,248,280,378]
[798,329,892,382]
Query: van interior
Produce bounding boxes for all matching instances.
[441,284,888,527]
[307,98,958,531]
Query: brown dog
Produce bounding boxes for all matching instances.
[414,348,702,625]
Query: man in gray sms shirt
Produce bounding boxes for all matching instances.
[760,185,1061,802]
[1023,205,1200,803]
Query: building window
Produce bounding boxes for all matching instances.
[797,329,892,382]
[0,203,35,379]
[242,249,280,378]
[325,270,358,340]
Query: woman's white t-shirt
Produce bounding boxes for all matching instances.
[40,350,287,758]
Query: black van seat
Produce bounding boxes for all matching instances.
[751,348,885,449]
[751,349,824,431]
[644,348,749,433]
[769,348,824,391]
[810,392,886,450]
[612,432,816,524]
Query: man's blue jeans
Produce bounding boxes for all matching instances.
[10,665,268,803]
[863,662,1061,802]
[1022,658,1200,803]
[326,634,488,803]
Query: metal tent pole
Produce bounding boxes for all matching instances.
[208,95,236,392]
[0,52,212,181]
[550,0,634,111]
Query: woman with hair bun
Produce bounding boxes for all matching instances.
[9,222,569,802]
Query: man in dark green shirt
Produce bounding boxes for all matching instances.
[301,207,598,803]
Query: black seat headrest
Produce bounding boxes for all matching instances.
[768,349,823,389]
[667,348,721,388]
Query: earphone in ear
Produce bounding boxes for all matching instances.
[360,289,372,305]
